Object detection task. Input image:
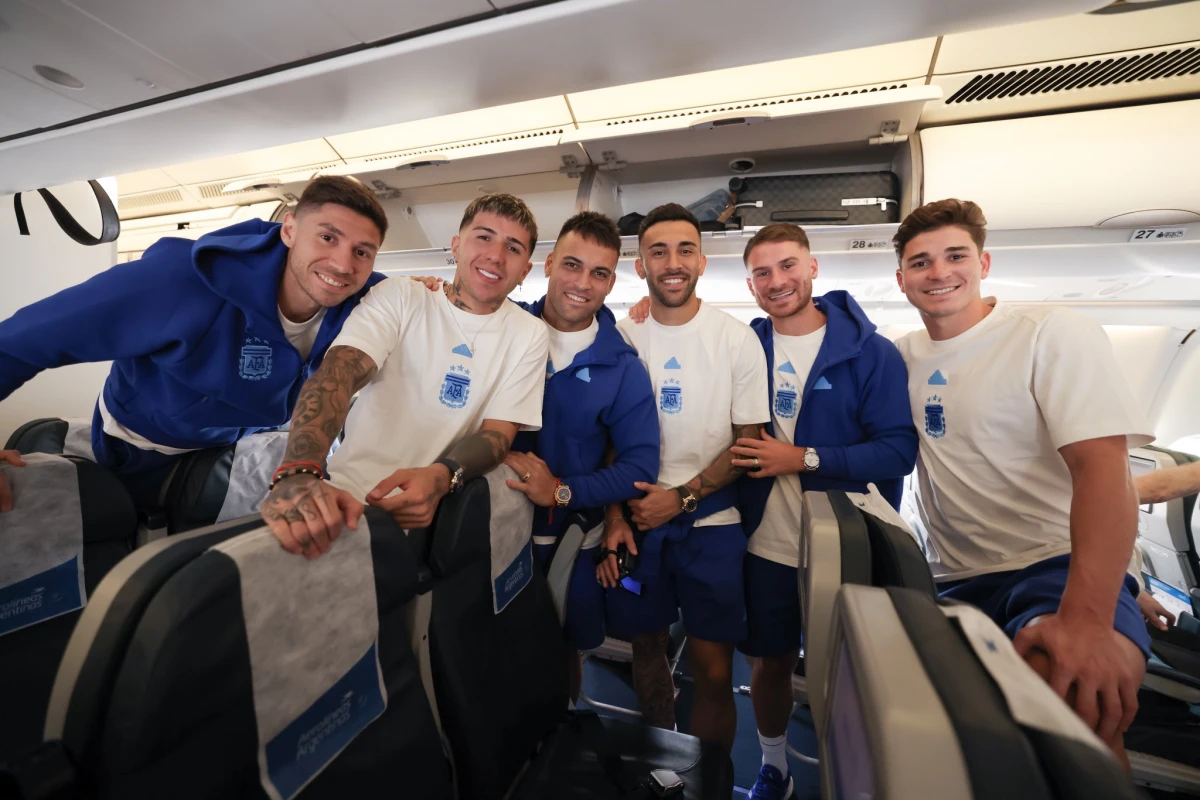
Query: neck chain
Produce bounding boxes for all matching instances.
[444,286,502,355]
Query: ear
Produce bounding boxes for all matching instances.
[895,267,905,293]
[450,233,461,261]
[745,275,754,297]
[979,250,992,280]
[606,270,617,292]
[544,250,554,279]
[634,258,646,281]
[697,253,708,277]
[280,211,298,248]
[519,259,535,284]
[810,256,819,280]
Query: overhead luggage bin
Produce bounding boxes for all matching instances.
[561,85,942,168]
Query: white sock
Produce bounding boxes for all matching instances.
[759,731,788,774]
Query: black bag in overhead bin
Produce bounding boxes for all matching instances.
[732,171,901,227]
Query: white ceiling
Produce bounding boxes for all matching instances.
[0,0,1106,194]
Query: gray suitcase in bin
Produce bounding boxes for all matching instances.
[735,172,900,227]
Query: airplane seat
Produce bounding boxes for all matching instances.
[423,477,732,800]
[800,488,935,729]
[160,431,289,535]
[0,456,136,765]
[4,418,69,454]
[2,509,452,799]
[1132,446,1200,615]
[825,584,1145,800]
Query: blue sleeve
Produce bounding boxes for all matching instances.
[0,242,192,401]
[565,358,660,509]
[816,338,918,483]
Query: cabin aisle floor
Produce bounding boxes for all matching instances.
[580,651,821,799]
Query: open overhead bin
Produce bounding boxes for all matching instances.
[561,85,942,167]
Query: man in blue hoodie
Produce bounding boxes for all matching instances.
[0,176,388,507]
[729,223,917,799]
[500,211,660,697]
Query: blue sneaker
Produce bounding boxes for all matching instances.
[749,764,793,800]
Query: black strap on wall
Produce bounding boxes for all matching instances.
[13,179,120,246]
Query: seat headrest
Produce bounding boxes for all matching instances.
[162,446,235,534]
[5,418,68,454]
[69,456,137,545]
[429,477,491,579]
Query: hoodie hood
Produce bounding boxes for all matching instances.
[525,298,637,368]
[191,219,289,322]
[750,290,875,376]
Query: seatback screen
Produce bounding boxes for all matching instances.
[827,640,875,799]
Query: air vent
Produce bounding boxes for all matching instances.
[119,189,183,210]
[360,127,566,164]
[946,47,1200,104]
[602,83,910,127]
[195,162,343,199]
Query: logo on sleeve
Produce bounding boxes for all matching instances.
[660,378,682,415]
[239,338,273,381]
[928,370,948,385]
[439,365,471,409]
[775,381,798,419]
[924,395,946,438]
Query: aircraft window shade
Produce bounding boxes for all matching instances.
[827,492,871,587]
[885,587,1054,800]
[825,639,876,799]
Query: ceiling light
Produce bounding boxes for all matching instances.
[135,77,157,90]
[34,64,84,90]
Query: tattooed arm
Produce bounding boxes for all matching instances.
[260,346,377,558]
[364,419,519,530]
[628,423,763,531]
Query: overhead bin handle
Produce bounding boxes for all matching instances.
[13,179,120,247]
[688,111,771,131]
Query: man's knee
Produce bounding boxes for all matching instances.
[755,650,799,679]
[690,642,734,690]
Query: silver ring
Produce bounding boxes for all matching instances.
[522,472,532,482]
[752,457,761,470]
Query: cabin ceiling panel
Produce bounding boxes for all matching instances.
[0,0,1106,194]
[156,139,345,185]
[0,68,95,139]
[310,0,493,43]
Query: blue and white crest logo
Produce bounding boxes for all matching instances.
[660,378,682,415]
[925,395,946,438]
[775,381,798,419]
[439,365,471,409]
[239,339,273,381]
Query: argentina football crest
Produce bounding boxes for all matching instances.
[924,395,945,438]
[239,338,273,381]
[659,378,682,415]
[439,365,471,409]
[775,381,798,419]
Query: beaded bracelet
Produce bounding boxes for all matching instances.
[269,464,325,491]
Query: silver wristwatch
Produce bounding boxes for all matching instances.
[802,447,820,473]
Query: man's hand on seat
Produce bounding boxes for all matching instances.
[504,451,557,507]
[366,465,450,529]
[261,474,363,559]
[597,516,637,589]
[0,450,27,512]
[1014,615,1141,742]
[1137,591,1176,631]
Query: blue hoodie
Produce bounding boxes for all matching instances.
[512,300,660,539]
[740,291,918,536]
[0,220,383,451]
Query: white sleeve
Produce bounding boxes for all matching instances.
[1031,310,1155,450]
[615,317,637,349]
[329,278,409,370]
[480,319,549,430]
[730,327,770,426]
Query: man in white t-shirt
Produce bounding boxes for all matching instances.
[893,198,1155,764]
[260,193,548,557]
[602,203,769,753]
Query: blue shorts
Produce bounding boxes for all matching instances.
[533,540,607,652]
[938,553,1151,658]
[737,553,801,658]
[606,523,748,644]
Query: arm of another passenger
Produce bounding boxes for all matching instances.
[0,450,28,513]
[1135,460,1200,504]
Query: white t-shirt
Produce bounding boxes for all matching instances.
[895,302,1154,581]
[616,302,769,527]
[327,278,549,500]
[749,325,826,567]
[278,306,327,360]
[546,317,599,376]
